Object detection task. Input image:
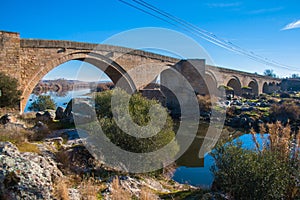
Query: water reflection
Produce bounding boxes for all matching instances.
[24,88,91,112]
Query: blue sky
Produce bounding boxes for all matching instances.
[1,0,300,80]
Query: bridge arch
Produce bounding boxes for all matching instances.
[204,71,218,96]
[248,79,259,96]
[21,52,136,111]
[262,82,269,94]
[227,76,242,96]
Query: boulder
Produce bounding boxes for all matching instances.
[0,114,17,125]
[55,106,64,120]
[63,98,96,124]
[36,110,56,123]
[0,142,63,200]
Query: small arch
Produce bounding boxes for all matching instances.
[227,77,242,96]
[248,80,259,96]
[263,82,269,94]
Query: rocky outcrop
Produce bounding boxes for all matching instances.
[0,142,63,200]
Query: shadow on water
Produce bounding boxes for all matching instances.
[173,121,242,188]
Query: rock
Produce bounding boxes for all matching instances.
[36,110,56,123]
[0,114,17,125]
[4,122,27,131]
[0,142,63,200]
[55,106,65,120]
[68,188,81,200]
[32,121,49,133]
[44,137,64,146]
[63,98,96,124]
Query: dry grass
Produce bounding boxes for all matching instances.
[0,127,32,143]
[16,142,41,154]
[110,176,132,200]
[140,187,157,200]
[55,150,70,173]
[197,95,216,113]
[53,178,70,200]
[251,121,300,160]
[79,178,103,200]
[269,101,300,122]
[162,163,177,181]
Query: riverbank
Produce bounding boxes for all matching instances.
[0,121,210,199]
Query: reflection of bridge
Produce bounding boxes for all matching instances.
[0,31,280,112]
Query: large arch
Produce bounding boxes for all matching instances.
[248,80,259,96]
[21,52,136,112]
[227,77,242,96]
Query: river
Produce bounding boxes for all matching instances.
[24,89,265,188]
[24,88,91,112]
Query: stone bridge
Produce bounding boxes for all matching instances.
[0,31,280,112]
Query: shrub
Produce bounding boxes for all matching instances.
[28,95,56,111]
[197,95,213,114]
[93,88,177,154]
[280,92,291,98]
[210,122,300,199]
[0,72,22,108]
[269,101,300,122]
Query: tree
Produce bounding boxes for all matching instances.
[291,73,300,79]
[0,72,22,108]
[263,69,277,78]
[28,95,56,111]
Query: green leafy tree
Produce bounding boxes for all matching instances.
[0,72,22,108]
[291,73,300,79]
[263,69,277,78]
[29,95,56,111]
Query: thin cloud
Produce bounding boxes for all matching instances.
[247,7,283,14]
[282,20,300,30]
[206,2,241,8]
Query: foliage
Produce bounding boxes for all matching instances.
[269,101,300,123]
[210,122,300,200]
[94,88,176,153]
[28,95,56,111]
[291,74,300,79]
[279,92,291,98]
[197,95,215,113]
[263,69,277,78]
[0,72,22,108]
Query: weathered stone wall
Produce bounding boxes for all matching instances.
[0,31,20,80]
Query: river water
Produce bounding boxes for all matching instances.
[24,88,91,112]
[24,89,265,188]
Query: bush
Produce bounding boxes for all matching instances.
[0,72,22,108]
[94,88,176,153]
[28,95,56,111]
[280,92,291,98]
[210,123,300,199]
[269,101,300,123]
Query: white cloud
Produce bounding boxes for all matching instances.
[282,20,300,30]
[206,2,241,8]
